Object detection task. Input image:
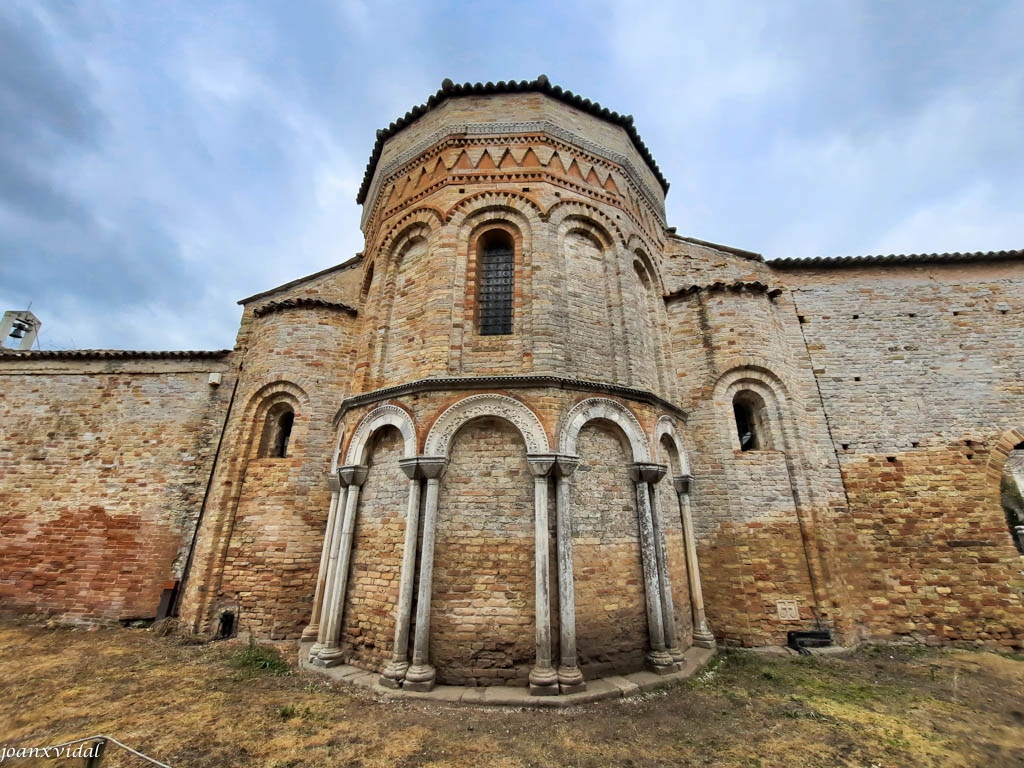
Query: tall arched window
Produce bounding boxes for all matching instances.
[259,403,295,458]
[733,390,770,451]
[476,230,514,335]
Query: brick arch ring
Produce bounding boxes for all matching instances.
[424,394,550,457]
[344,403,419,465]
[558,397,651,462]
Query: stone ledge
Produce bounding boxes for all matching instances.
[298,642,715,707]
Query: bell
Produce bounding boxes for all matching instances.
[9,325,24,339]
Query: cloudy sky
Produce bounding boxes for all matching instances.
[2,1,1022,351]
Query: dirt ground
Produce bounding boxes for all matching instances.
[0,620,1021,767]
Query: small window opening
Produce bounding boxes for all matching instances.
[259,403,295,458]
[1003,442,1024,553]
[477,229,514,335]
[733,391,769,451]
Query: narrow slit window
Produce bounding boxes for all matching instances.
[477,230,514,335]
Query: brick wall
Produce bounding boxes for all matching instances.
[338,425,407,669]
[0,356,232,623]
[571,421,649,676]
[781,262,1024,649]
[431,417,535,686]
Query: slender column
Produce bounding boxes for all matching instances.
[526,454,559,695]
[314,464,368,667]
[675,475,715,648]
[630,463,676,674]
[380,457,424,688]
[647,465,684,662]
[311,471,350,661]
[553,454,585,694]
[403,456,448,692]
[303,472,342,649]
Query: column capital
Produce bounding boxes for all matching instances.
[673,474,695,495]
[418,456,449,480]
[398,457,423,480]
[327,472,342,492]
[337,464,369,487]
[526,453,558,477]
[630,462,668,484]
[553,454,580,478]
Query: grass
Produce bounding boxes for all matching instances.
[230,636,292,677]
[1,619,1022,767]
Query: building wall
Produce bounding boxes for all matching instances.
[431,417,536,686]
[0,355,233,623]
[781,262,1024,648]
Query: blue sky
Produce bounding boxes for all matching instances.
[2,0,1022,350]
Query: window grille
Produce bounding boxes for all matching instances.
[478,234,514,335]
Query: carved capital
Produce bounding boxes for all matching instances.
[338,464,369,488]
[398,457,424,480]
[327,472,342,492]
[553,454,580,478]
[629,462,667,484]
[526,453,558,478]
[418,456,449,480]
[673,474,695,495]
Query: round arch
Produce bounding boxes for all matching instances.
[344,403,418,465]
[424,394,549,457]
[655,415,690,475]
[559,397,650,462]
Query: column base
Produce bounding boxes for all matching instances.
[529,664,559,695]
[692,631,717,649]
[667,645,685,663]
[557,664,586,694]
[379,660,409,689]
[312,646,346,668]
[308,643,324,661]
[402,663,436,692]
[645,650,679,675]
[301,624,319,642]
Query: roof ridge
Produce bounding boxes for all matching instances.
[0,349,232,360]
[356,76,668,205]
[770,249,1024,269]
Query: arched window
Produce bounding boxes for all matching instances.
[476,230,514,335]
[259,403,295,458]
[733,390,769,451]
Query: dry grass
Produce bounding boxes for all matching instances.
[1,620,1022,767]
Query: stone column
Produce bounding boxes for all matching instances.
[302,472,342,649]
[675,475,715,648]
[380,457,425,688]
[313,464,368,667]
[630,462,676,674]
[526,454,559,695]
[553,454,585,694]
[310,470,349,661]
[403,456,448,692]
[646,465,684,663]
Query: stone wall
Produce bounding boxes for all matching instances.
[0,354,233,623]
